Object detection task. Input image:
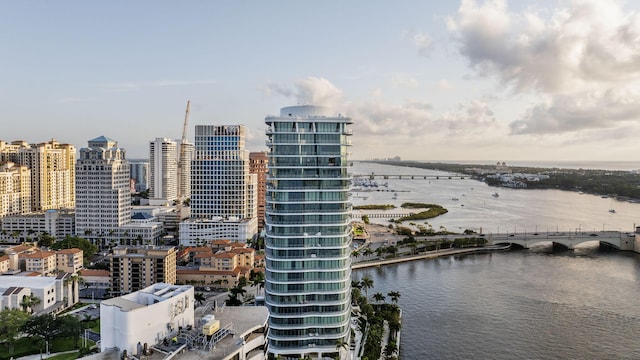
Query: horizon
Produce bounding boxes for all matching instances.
[3,1,640,161]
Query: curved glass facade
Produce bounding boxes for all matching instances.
[265,106,353,359]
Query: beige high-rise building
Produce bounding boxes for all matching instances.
[249,151,268,232]
[149,137,178,206]
[109,245,177,297]
[0,162,31,218]
[0,139,76,212]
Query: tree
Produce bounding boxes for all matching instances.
[57,315,82,348]
[387,291,401,304]
[20,294,41,313]
[335,337,349,356]
[251,271,265,296]
[0,308,29,355]
[22,313,59,345]
[51,235,98,259]
[360,276,374,299]
[373,292,385,304]
[38,232,56,248]
[194,292,206,306]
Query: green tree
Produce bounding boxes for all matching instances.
[387,291,401,304]
[194,292,206,306]
[20,294,41,313]
[373,292,385,304]
[0,308,29,355]
[38,232,56,248]
[57,315,82,348]
[51,235,98,259]
[251,271,265,296]
[359,276,374,299]
[22,313,59,345]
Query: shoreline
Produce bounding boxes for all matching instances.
[352,245,509,269]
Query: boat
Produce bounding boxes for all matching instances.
[492,192,499,198]
[609,209,616,213]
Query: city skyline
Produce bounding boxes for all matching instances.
[3,1,640,161]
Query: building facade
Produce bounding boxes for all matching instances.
[249,151,268,233]
[109,245,177,297]
[100,283,194,358]
[75,136,131,247]
[0,209,75,243]
[179,125,258,245]
[0,162,31,218]
[149,137,178,206]
[0,139,76,212]
[264,105,353,359]
[129,160,150,193]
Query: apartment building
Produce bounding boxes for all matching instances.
[109,245,177,297]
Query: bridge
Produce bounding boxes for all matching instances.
[486,231,637,251]
[353,173,467,181]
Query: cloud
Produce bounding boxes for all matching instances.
[262,76,344,108]
[391,74,420,89]
[413,32,433,57]
[437,99,496,134]
[436,79,452,90]
[511,87,640,134]
[446,0,640,93]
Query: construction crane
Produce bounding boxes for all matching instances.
[176,100,190,219]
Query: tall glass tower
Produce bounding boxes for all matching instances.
[264,105,353,359]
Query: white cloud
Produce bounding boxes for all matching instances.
[438,99,497,134]
[414,32,434,57]
[262,76,343,109]
[446,0,640,93]
[511,87,640,134]
[436,79,452,90]
[391,74,420,89]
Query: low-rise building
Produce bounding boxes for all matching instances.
[110,246,177,297]
[56,248,83,274]
[0,273,78,314]
[0,209,75,243]
[100,283,195,357]
[22,250,57,276]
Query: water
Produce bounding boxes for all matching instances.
[350,161,640,359]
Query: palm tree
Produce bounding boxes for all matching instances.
[359,276,374,299]
[387,291,401,304]
[251,271,265,296]
[20,294,41,313]
[194,292,206,306]
[335,337,349,355]
[373,292,385,304]
[363,247,374,258]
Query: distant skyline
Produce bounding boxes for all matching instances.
[3,0,640,161]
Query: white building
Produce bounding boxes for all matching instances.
[0,273,79,314]
[75,136,131,247]
[179,125,257,245]
[100,283,194,357]
[178,142,193,200]
[264,105,353,359]
[0,209,75,242]
[149,138,178,206]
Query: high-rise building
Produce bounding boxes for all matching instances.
[249,151,268,232]
[149,137,178,206]
[179,125,258,245]
[0,162,31,218]
[264,105,353,359]
[109,245,177,297]
[75,136,131,247]
[177,142,193,200]
[0,139,75,212]
[129,160,150,193]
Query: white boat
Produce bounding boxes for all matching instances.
[492,192,499,198]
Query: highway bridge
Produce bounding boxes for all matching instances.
[353,173,467,181]
[485,231,637,251]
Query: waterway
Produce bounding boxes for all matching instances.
[350,161,640,359]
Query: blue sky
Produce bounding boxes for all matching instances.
[2,0,640,162]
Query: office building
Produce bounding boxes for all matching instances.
[0,209,75,243]
[109,245,177,297]
[75,136,131,247]
[264,105,353,359]
[129,160,150,193]
[179,125,257,245]
[149,137,178,206]
[0,139,75,212]
[249,151,268,232]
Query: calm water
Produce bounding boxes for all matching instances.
[351,161,640,359]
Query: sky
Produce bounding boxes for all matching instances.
[2,0,640,162]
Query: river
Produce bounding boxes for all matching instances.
[350,161,640,359]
